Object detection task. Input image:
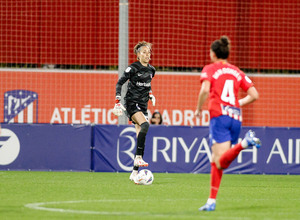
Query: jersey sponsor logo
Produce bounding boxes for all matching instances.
[136,82,151,87]
[4,90,38,123]
[0,129,20,165]
[221,104,242,121]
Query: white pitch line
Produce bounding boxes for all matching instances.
[24,199,251,219]
[25,200,149,216]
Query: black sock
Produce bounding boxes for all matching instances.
[136,131,146,155]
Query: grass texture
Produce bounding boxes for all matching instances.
[1,171,300,220]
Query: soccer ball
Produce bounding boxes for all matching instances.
[135,169,154,185]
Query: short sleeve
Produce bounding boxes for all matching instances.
[240,73,254,91]
[200,65,212,83]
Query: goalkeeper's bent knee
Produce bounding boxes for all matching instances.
[140,122,149,134]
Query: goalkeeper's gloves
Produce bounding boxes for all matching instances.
[113,96,126,116]
[149,92,156,106]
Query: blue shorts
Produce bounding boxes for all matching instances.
[209,115,241,146]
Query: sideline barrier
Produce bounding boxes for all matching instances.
[1,124,299,174]
[93,125,300,174]
[0,124,91,171]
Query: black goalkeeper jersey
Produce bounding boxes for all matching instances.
[116,61,155,106]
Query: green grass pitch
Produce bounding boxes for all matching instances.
[1,171,300,220]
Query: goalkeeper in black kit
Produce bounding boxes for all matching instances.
[113,41,156,182]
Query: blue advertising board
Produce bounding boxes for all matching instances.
[1,124,299,174]
[0,124,91,171]
[93,125,300,174]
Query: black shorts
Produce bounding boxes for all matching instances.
[125,102,148,122]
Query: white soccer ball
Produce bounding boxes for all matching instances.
[135,169,154,185]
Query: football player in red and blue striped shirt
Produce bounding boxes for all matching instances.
[195,36,261,211]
